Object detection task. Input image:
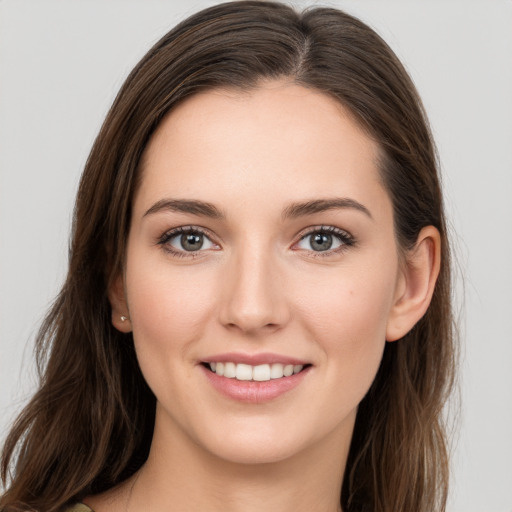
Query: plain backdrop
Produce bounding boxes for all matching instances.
[1,1,511,511]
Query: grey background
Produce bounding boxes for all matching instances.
[1,1,511,510]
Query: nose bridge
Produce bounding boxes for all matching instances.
[220,238,289,334]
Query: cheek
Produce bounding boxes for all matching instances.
[127,254,217,331]
[124,252,218,384]
[293,264,397,394]
[296,264,396,340]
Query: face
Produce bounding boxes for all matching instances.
[115,82,407,465]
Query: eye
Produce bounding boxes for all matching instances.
[158,227,218,255]
[294,226,354,254]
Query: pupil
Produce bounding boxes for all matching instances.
[181,233,203,251]
[311,233,332,251]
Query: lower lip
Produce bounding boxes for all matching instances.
[200,365,311,403]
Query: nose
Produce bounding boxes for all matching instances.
[219,244,290,335]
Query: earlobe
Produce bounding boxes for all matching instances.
[108,274,132,333]
[386,226,441,342]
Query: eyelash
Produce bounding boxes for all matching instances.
[294,225,356,258]
[157,226,217,259]
[156,225,356,258]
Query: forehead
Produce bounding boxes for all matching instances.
[136,82,388,218]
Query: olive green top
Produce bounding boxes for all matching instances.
[66,504,94,512]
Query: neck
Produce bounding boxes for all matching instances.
[123,407,353,512]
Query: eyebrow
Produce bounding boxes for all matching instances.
[143,197,372,221]
[143,199,225,219]
[282,198,373,220]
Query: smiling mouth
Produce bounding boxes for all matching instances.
[201,362,311,382]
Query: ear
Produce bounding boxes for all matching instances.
[108,273,132,333]
[386,226,441,342]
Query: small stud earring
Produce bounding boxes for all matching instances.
[120,315,129,322]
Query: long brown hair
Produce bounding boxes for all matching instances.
[1,2,456,511]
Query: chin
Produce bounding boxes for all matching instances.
[206,434,307,466]
[191,412,350,467]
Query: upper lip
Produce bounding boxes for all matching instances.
[201,352,310,366]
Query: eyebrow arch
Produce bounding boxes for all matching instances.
[143,199,225,219]
[282,198,373,220]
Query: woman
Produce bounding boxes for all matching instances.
[0,2,456,511]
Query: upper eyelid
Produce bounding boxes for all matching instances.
[159,225,219,243]
[157,226,220,257]
[295,225,353,240]
[292,225,355,252]
[292,227,356,260]
[157,224,354,249]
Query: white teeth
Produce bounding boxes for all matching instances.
[236,363,253,381]
[270,363,284,379]
[253,364,271,381]
[209,362,306,381]
[224,362,236,378]
[283,364,294,377]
